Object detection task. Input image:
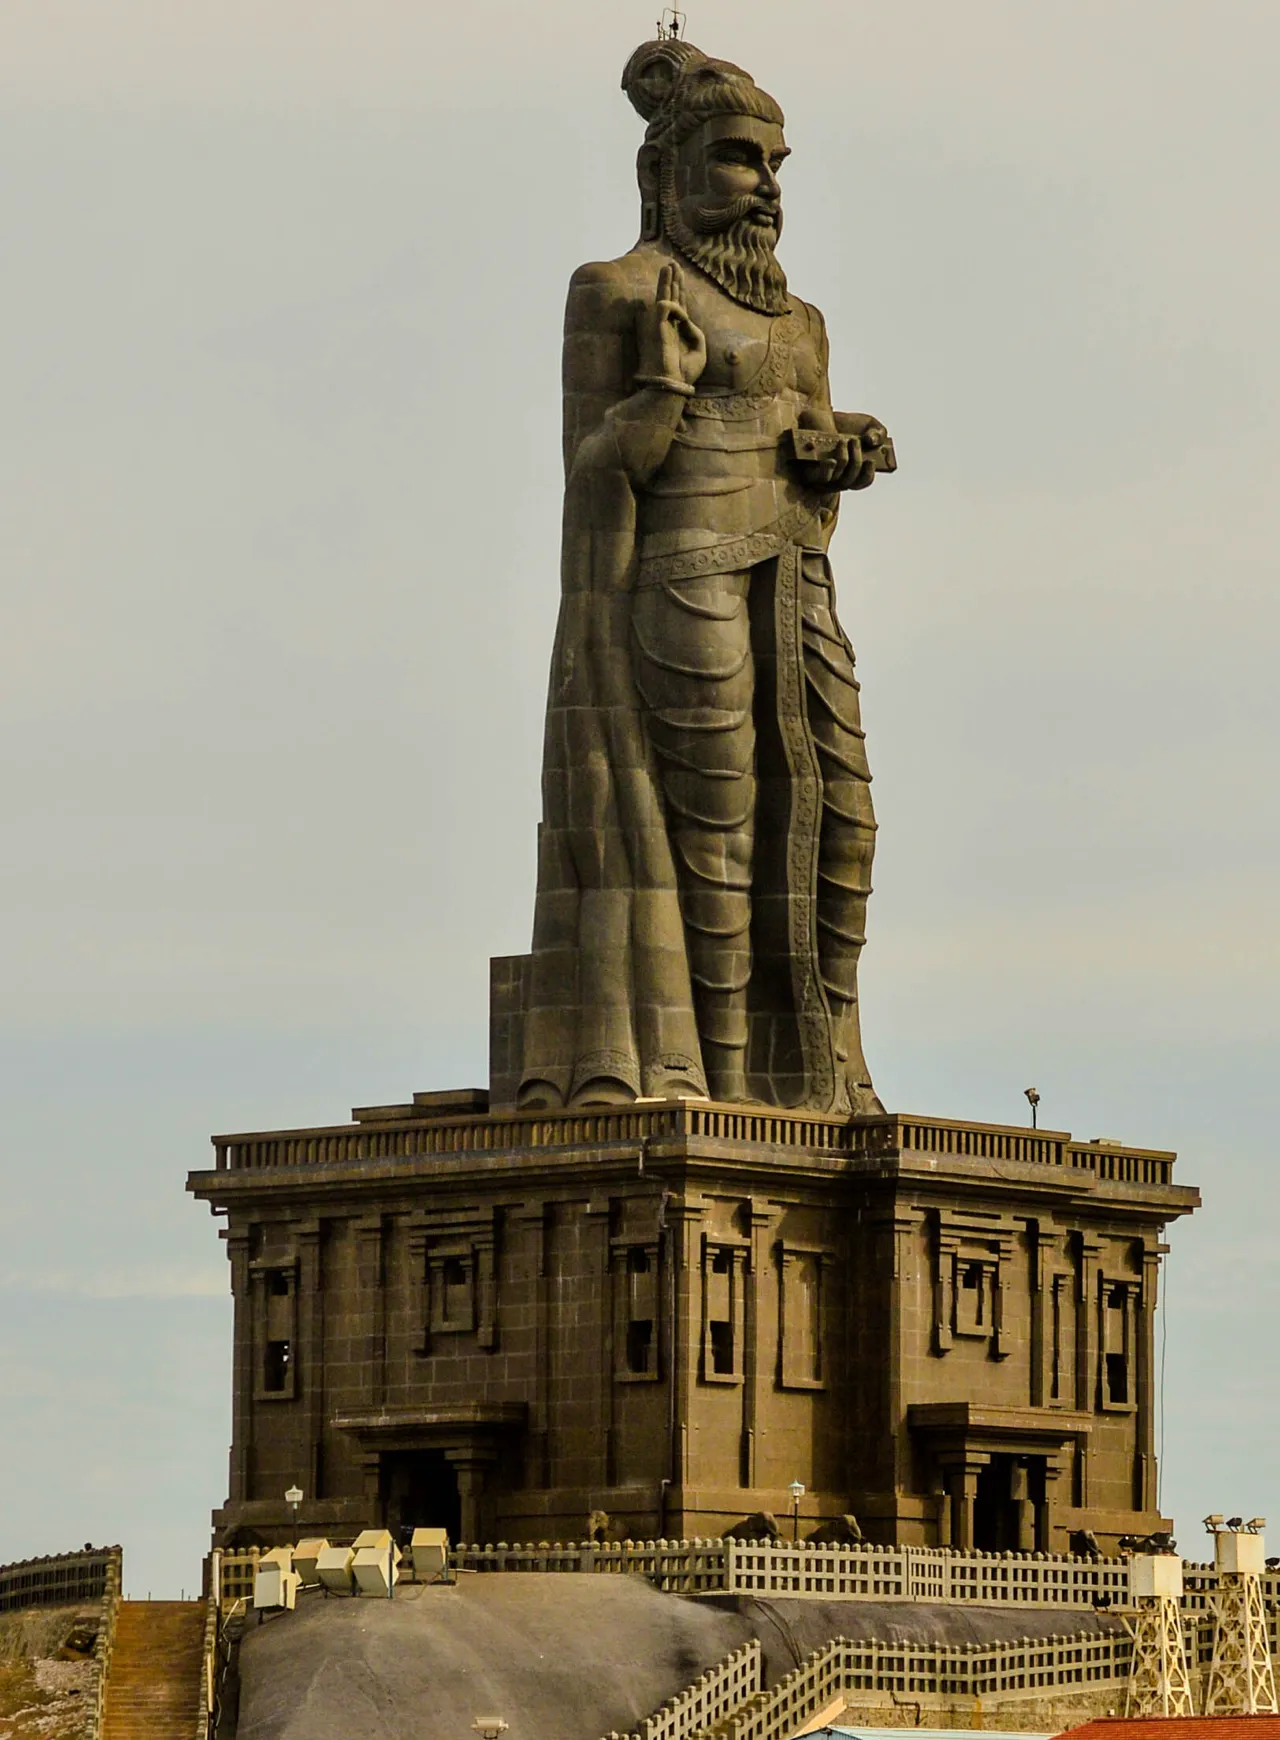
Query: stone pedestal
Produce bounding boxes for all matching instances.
[190,1094,1196,1552]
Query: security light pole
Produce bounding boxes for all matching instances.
[789,1480,805,1543]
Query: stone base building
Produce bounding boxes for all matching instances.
[188,1007,1198,1554]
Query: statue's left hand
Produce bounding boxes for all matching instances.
[832,412,896,490]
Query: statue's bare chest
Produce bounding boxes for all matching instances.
[681,289,783,394]
[680,286,819,401]
[697,321,773,394]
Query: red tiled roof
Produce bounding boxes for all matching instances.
[1062,1723,1280,1740]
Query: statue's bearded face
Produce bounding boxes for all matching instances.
[662,114,791,317]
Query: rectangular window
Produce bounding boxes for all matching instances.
[701,1242,743,1382]
[264,1339,291,1392]
[615,1243,660,1381]
[442,1257,468,1324]
[709,1319,734,1374]
[428,1249,476,1335]
[779,1248,825,1389]
[626,1315,653,1371]
[1106,1350,1128,1404]
[955,1258,993,1338]
[255,1261,297,1398]
[1098,1278,1136,1410]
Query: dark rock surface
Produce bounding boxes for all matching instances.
[235,1575,1125,1740]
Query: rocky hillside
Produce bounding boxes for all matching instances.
[0,1606,98,1739]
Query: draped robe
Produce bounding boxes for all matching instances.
[518,240,878,1114]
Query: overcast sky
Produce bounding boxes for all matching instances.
[1,0,1277,1597]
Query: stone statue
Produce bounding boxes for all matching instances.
[518,36,895,1115]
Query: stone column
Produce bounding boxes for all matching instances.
[512,1203,550,1488]
[1137,1241,1164,1513]
[226,1227,254,1503]
[355,1218,386,1410]
[1039,1454,1065,1550]
[930,1473,951,1548]
[1011,1459,1036,1552]
[743,1199,779,1492]
[447,1455,490,1546]
[359,1449,381,1528]
[585,1195,614,1490]
[941,1454,989,1550]
[667,1196,705,1509]
[1028,1222,1057,1406]
[298,1221,324,1502]
[1075,1234,1103,1415]
[887,1211,922,1498]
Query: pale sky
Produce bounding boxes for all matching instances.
[1,0,1277,1596]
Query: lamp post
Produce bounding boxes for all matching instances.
[285,1486,303,1535]
[1024,1087,1040,1130]
[789,1480,805,1543]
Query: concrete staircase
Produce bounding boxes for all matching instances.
[102,1600,206,1739]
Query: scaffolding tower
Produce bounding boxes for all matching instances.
[1204,1517,1278,1716]
[1124,1552,1194,1717]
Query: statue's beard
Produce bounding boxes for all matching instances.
[660,168,789,318]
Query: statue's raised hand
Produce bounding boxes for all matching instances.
[635,262,707,395]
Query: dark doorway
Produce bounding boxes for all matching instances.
[974,1458,1010,1550]
[974,1454,1046,1551]
[381,1451,461,1545]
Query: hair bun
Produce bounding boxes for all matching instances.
[620,38,706,123]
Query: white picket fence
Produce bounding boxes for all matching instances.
[724,1541,1130,1607]
[610,1630,1132,1740]
[603,1642,764,1740]
[453,1538,728,1592]
[451,1538,1131,1608]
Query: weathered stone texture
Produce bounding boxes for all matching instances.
[190,1104,1196,1553]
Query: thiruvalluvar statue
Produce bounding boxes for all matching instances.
[518,36,895,1115]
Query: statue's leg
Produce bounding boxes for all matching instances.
[631,569,755,1102]
[800,551,881,1112]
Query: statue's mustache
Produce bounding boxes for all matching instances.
[688,195,780,236]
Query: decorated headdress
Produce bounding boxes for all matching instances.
[621,38,785,148]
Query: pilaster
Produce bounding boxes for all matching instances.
[297,1219,325,1498]
[355,1217,386,1411]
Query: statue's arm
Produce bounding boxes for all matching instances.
[796,300,839,434]
[562,259,699,490]
[798,300,896,491]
